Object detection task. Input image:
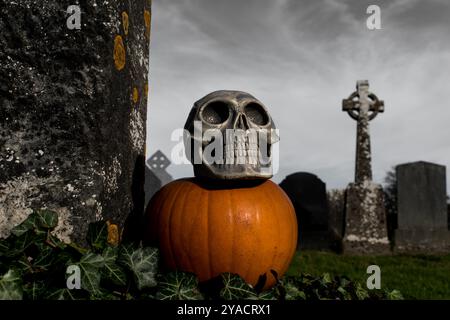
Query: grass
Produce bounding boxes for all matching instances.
[287,251,450,300]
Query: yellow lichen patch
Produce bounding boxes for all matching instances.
[132,87,139,104]
[122,11,129,36]
[144,10,151,39]
[106,221,120,247]
[144,83,148,98]
[113,35,126,71]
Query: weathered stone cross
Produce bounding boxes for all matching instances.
[342,80,384,184]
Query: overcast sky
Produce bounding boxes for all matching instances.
[146,0,450,191]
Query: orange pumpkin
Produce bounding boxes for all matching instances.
[144,178,298,289]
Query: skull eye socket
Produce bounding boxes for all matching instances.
[244,102,269,126]
[200,101,230,125]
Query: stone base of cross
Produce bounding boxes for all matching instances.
[342,182,390,255]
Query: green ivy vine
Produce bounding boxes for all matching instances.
[0,210,403,300]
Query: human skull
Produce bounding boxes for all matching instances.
[184,90,279,180]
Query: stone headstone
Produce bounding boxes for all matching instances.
[144,150,173,207]
[341,81,390,254]
[0,1,152,243]
[448,203,450,229]
[279,172,329,250]
[395,161,450,253]
[327,189,346,251]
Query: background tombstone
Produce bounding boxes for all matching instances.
[144,150,173,207]
[448,203,450,230]
[327,189,346,252]
[279,172,330,250]
[341,80,390,254]
[395,161,450,253]
[0,1,152,243]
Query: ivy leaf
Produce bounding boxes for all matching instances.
[386,289,403,300]
[80,251,105,271]
[31,243,55,270]
[90,290,122,300]
[51,250,80,275]
[156,272,202,300]
[355,283,369,300]
[36,210,58,229]
[284,281,306,300]
[252,290,277,300]
[46,288,78,300]
[23,281,46,300]
[13,231,35,253]
[220,273,256,300]
[0,270,23,300]
[87,221,108,252]
[66,242,88,256]
[0,239,10,257]
[339,276,351,288]
[118,246,158,290]
[10,214,39,237]
[102,247,127,286]
[321,273,332,285]
[337,286,352,300]
[10,211,58,237]
[10,256,33,275]
[0,240,22,259]
[46,233,67,250]
[77,252,105,295]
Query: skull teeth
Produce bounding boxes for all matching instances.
[225,143,234,164]
[223,135,259,166]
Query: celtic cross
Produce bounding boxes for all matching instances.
[342,80,384,184]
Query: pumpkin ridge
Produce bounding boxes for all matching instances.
[205,188,212,280]
[184,181,200,274]
[286,182,298,272]
[147,187,165,245]
[250,185,266,282]
[241,186,261,283]
[264,183,280,285]
[289,188,298,268]
[280,181,298,277]
[177,180,194,273]
[229,188,237,276]
[226,187,234,275]
[166,181,184,269]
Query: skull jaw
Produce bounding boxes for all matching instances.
[193,163,273,180]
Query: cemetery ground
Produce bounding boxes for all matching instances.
[287,250,450,299]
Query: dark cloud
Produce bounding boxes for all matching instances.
[386,0,450,30]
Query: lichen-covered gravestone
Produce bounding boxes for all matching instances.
[341,80,390,254]
[327,189,346,251]
[0,1,152,243]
